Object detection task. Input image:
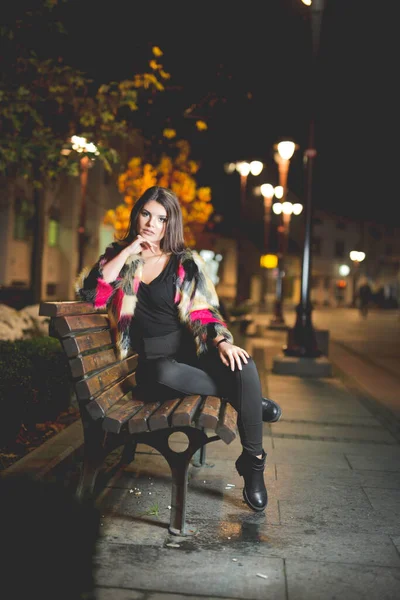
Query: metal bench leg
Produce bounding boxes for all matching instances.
[137,427,219,536]
[169,459,192,536]
[191,443,206,467]
[119,440,137,467]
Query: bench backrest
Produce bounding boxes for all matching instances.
[40,301,137,418]
[39,301,238,443]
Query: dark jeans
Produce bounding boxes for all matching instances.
[136,331,263,456]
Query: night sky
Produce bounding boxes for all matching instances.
[2,0,397,225]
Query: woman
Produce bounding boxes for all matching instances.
[76,186,281,512]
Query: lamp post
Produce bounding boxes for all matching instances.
[69,135,99,274]
[259,183,276,309]
[225,160,264,305]
[350,250,366,307]
[283,0,326,358]
[270,140,297,328]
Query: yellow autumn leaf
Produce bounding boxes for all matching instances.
[196,120,208,131]
[149,60,161,71]
[163,128,176,139]
[197,187,212,202]
[159,156,173,174]
[128,157,141,169]
[188,160,199,174]
[152,46,163,57]
[103,209,116,225]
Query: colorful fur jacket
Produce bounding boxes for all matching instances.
[75,242,234,359]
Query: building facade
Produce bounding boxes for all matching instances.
[1,173,399,310]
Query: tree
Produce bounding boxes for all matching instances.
[104,137,213,247]
[0,17,170,300]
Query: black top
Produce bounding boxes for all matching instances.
[130,254,181,349]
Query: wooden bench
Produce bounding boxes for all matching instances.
[39,301,238,536]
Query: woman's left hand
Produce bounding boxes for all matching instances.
[217,341,250,371]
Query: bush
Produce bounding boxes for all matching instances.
[19,337,73,425]
[0,341,32,446]
[0,337,73,447]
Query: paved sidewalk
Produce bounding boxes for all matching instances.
[5,324,400,599]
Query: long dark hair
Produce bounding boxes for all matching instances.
[120,186,186,254]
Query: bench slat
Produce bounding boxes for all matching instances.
[197,396,221,430]
[128,402,161,433]
[216,402,237,444]
[62,330,113,358]
[75,355,137,401]
[148,397,183,431]
[53,314,109,337]
[85,372,137,419]
[102,395,144,434]
[171,395,202,427]
[39,301,103,317]
[70,347,119,378]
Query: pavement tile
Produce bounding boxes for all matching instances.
[147,594,235,600]
[266,449,351,469]
[96,589,145,600]
[362,487,400,517]
[94,543,286,599]
[277,411,381,425]
[286,559,400,600]
[266,478,375,505]
[392,536,400,553]
[164,522,400,566]
[275,464,400,489]
[278,497,400,535]
[275,403,374,418]
[346,454,400,471]
[271,437,400,456]
[271,421,396,443]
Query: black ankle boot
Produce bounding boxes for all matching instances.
[235,449,268,512]
[262,397,282,423]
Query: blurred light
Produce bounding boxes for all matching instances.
[302,0,312,5]
[282,201,293,215]
[292,203,303,215]
[236,162,251,176]
[349,250,366,262]
[272,203,283,215]
[199,249,215,261]
[336,279,347,288]
[339,264,350,276]
[274,186,284,199]
[277,140,296,161]
[70,135,99,155]
[260,254,278,269]
[249,160,263,176]
[224,162,236,174]
[260,183,275,198]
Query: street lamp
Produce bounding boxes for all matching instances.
[260,183,275,253]
[283,0,326,358]
[259,183,277,309]
[350,250,366,307]
[270,140,298,328]
[225,160,264,305]
[68,135,99,274]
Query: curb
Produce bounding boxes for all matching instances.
[3,420,84,477]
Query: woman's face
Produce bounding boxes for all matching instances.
[137,200,168,246]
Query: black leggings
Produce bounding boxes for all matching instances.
[136,350,263,456]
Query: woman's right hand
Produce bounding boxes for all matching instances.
[125,235,158,256]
